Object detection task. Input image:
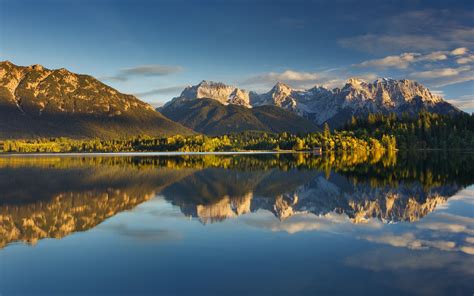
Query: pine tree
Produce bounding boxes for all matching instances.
[323,123,331,138]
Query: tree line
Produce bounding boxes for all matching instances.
[0,130,395,154]
[344,111,474,150]
[1,111,472,153]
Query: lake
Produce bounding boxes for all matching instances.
[0,152,473,295]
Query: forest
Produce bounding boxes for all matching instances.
[344,111,474,150]
[0,129,394,154]
[0,111,472,153]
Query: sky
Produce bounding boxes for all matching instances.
[1,0,473,112]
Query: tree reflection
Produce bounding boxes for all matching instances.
[0,152,472,248]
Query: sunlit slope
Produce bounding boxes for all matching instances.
[0,61,193,139]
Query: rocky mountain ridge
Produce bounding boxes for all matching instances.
[167,78,460,127]
[0,61,192,138]
[179,80,253,107]
[0,61,155,115]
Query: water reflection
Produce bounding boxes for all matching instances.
[0,152,472,249]
[1,153,474,295]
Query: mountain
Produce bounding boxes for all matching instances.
[1,61,460,139]
[168,79,460,127]
[159,97,318,135]
[179,80,254,107]
[0,61,193,139]
[257,78,460,127]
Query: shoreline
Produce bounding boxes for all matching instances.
[1,149,473,157]
[0,150,308,157]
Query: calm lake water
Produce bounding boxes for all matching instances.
[0,152,473,296]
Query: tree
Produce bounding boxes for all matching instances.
[350,115,357,126]
[323,123,331,138]
[293,139,305,151]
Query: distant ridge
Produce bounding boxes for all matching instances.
[0,61,193,139]
[167,79,461,127]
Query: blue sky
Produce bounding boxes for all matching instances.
[1,0,473,112]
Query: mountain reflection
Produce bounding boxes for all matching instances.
[0,152,472,248]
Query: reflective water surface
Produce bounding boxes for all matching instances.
[0,153,473,295]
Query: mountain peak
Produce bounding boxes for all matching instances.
[177,81,251,107]
[0,60,15,67]
[375,77,396,83]
[345,77,367,87]
[270,82,293,98]
[57,67,70,73]
[273,81,292,91]
[197,80,226,88]
[0,61,192,138]
[29,64,45,71]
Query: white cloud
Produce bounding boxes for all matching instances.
[338,10,474,54]
[361,232,457,252]
[242,69,378,90]
[353,206,474,255]
[417,221,474,235]
[409,66,471,79]
[242,211,382,234]
[451,47,469,56]
[356,51,454,69]
[363,232,425,249]
[418,51,448,62]
[456,54,474,64]
[351,47,474,88]
[240,193,474,256]
[448,188,474,203]
[98,75,128,82]
[361,231,468,253]
[446,95,474,110]
[339,34,450,54]
[243,70,331,89]
[430,90,445,97]
[247,70,321,83]
[460,246,474,255]
[356,53,419,69]
[120,65,183,77]
[417,213,474,235]
[134,85,186,98]
[421,70,474,87]
[352,73,378,82]
[102,64,184,82]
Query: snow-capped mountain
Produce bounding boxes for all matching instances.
[178,80,253,107]
[168,78,460,127]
